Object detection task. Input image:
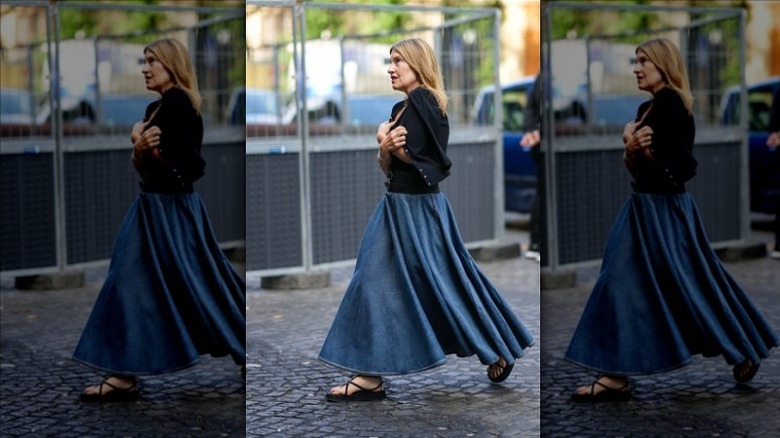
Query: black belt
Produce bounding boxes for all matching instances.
[139,180,194,194]
[385,170,439,194]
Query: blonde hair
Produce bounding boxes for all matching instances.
[390,38,448,115]
[144,38,202,112]
[636,38,693,114]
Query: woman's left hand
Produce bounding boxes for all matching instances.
[376,121,392,144]
[380,126,407,156]
[625,126,653,154]
[133,125,162,157]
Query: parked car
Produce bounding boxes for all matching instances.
[474,77,651,213]
[473,77,537,213]
[0,88,38,137]
[719,76,780,214]
[34,93,155,135]
[282,94,402,127]
[98,94,153,129]
[246,93,402,137]
[0,88,36,124]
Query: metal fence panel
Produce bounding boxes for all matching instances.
[63,148,139,265]
[0,152,57,272]
[246,151,302,271]
[554,139,742,266]
[0,2,245,277]
[246,1,503,276]
[543,2,747,269]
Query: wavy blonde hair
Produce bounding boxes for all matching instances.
[144,38,202,113]
[636,38,693,114]
[390,38,448,115]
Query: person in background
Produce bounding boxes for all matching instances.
[520,73,542,263]
[766,86,780,259]
[74,38,246,401]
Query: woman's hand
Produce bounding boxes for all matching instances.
[624,125,653,160]
[379,126,407,157]
[622,120,640,145]
[132,125,162,158]
[131,120,150,144]
[376,121,392,145]
[767,132,780,149]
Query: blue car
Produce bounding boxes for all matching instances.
[719,77,780,214]
[473,78,537,213]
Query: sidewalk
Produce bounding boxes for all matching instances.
[245,225,541,438]
[0,265,246,438]
[540,227,780,437]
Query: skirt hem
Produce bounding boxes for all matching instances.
[563,356,693,377]
[317,356,449,377]
[72,355,201,377]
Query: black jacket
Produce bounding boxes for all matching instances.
[631,87,697,194]
[137,87,206,193]
[390,87,451,188]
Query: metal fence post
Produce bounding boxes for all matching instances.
[50,2,67,271]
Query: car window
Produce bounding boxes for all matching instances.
[247,91,277,115]
[101,97,150,126]
[346,97,398,126]
[502,88,527,132]
[723,84,776,132]
[747,86,774,132]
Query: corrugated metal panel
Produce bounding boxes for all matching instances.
[0,153,57,271]
[246,153,302,271]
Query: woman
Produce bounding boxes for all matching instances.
[73,38,246,401]
[318,37,535,402]
[565,38,779,402]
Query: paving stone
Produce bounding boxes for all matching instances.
[0,263,246,438]
[540,229,780,437]
[246,228,541,438]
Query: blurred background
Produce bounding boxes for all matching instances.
[1,0,245,277]
[539,0,779,273]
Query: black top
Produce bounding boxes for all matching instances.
[525,74,542,134]
[387,87,451,193]
[769,87,780,133]
[136,87,206,193]
[631,87,697,194]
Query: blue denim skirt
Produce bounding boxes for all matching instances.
[318,192,535,376]
[73,192,246,376]
[565,192,779,376]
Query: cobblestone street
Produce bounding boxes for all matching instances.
[0,265,246,438]
[245,226,542,438]
[540,227,780,437]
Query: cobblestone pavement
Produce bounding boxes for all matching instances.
[540,228,780,438]
[246,226,542,438]
[0,264,246,438]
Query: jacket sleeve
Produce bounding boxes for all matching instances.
[397,88,451,185]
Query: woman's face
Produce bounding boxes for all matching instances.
[141,50,174,94]
[633,50,666,94]
[388,49,420,95]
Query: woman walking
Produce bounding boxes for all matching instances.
[74,38,246,401]
[318,37,535,402]
[565,38,779,402]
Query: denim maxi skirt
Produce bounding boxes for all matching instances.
[318,192,535,376]
[73,192,246,376]
[565,192,779,376]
